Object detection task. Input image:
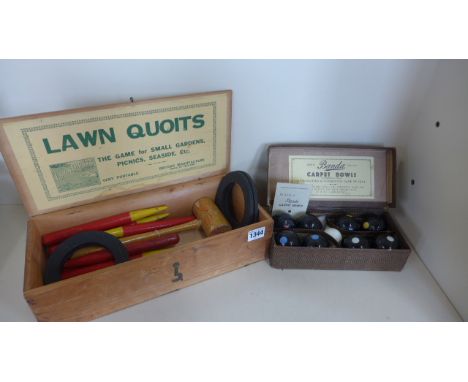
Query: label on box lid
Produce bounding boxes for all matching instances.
[267,145,396,209]
[0,91,231,215]
[289,155,375,200]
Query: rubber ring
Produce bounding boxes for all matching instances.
[43,231,129,284]
[215,171,259,228]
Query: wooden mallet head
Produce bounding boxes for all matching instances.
[192,197,232,237]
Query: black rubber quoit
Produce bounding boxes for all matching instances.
[43,231,129,284]
[215,171,259,228]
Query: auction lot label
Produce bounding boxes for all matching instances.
[289,155,375,200]
[1,92,230,212]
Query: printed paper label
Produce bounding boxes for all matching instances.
[289,155,375,200]
[1,92,229,212]
[248,227,266,242]
[272,182,311,217]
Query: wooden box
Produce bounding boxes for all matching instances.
[267,145,411,271]
[0,90,273,321]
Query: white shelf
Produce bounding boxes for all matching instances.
[0,204,461,321]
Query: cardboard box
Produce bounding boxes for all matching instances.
[0,90,273,321]
[267,145,410,271]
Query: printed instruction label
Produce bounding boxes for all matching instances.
[1,92,230,212]
[289,155,375,200]
[248,227,266,242]
[272,182,311,217]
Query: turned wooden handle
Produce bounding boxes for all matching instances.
[54,198,229,259]
[69,219,201,258]
[120,219,201,245]
[42,206,168,246]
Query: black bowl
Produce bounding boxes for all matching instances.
[296,214,323,230]
[336,215,361,232]
[304,232,330,248]
[275,230,301,246]
[343,235,370,249]
[375,233,400,249]
[273,213,296,230]
[362,214,386,231]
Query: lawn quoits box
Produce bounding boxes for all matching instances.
[0,90,273,321]
[267,145,411,271]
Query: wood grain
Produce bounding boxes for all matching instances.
[193,197,231,236]
[0,126,38,214]
[0,90,232,217]
[23,175,273,321]
[68,219,202,258]
[24,221,46,290]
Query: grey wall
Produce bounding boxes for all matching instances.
[393,61,468,319]
[0,59,437,204]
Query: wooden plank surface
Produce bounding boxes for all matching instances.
[23,172,273,321]
[25,207,272,321]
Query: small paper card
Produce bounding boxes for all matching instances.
[272,182,311,217]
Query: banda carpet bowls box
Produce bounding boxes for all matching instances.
[268,145,411,271]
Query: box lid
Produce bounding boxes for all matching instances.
[0,90,231,216]
[267,145,396,210]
